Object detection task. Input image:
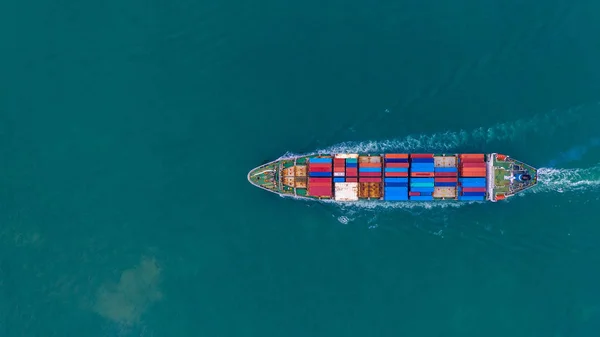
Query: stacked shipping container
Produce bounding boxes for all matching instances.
[434,167,458,189]
[457,154,487,201]
[345,158,358,182]
[410,154,435,178]
[359,160,382,181]
[459,154,486,177]
[409,154,434,200]
[333,158,345,182]
[358,156,382,198]
[458,178,486,200]
[308,157,332,197]
[383,154,409,200]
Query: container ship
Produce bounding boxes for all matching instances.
[247,153,537,202]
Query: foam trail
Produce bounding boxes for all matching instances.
[306,104,587,154]
[534,165,600,193]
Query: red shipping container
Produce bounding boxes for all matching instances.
[384,172,408,177]
[434,177,457,183]
[463,187,486,192]
[409,192,420,196]
[359,172,382,177]
[309,164,332,171]
[309,180,332,184]
[411,172,435,177]
[385,153,409,158]
[309,177,330,182]
[345,169,358,176]
[461,162,486,168]
[434,172,457,177]
[384,162,409,168]
[333,167,345,172]
[309,166,333,172]
[359,177,382,182]
[309,188,332,197]
[345,178,358,182]
[410,154,434,158]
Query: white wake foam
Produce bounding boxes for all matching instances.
[535,166,600,193]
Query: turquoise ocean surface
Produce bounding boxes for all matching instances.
[2,0,600,336]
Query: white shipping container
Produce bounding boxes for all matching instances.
[334,182,359,201]
[334,153,359,159]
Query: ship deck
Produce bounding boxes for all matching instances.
[248,153,538,202]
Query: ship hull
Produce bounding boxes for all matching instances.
[248,153,537,202]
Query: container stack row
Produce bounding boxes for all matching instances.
[409,178,433,200]
[333,158,345,182]
[458,178,486,200]
[434,167,458,188]
[409,154,434,200]
[410,154,435,177]
[358,156,382,198]
[308,157,332,197]
[383,154,408,200]
[359,161,382,181]
[459,154,486,177]
[345,158,358,181]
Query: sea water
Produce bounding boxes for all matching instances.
[2,0,600,336]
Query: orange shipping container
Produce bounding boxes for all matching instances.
[461,168,486,173]
[460,154,485,159]
[460,171,486,175]
[460,158,485,163]
[360,163,382,167]
[384,153,408,158]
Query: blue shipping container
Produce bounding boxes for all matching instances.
[410,164,435,172]
[384,177,408,183]
[384,158,408,163]
[310,158,332,163]
[409,187,435,193]
[409,196,434,201]
[410,178,434,183]
[385,187,408,192]
[434,182,456,187]
[385,195,409,201]
[458,195,485,201]
[411,158,434,163]
[384,167,408,173]
[462,192,486,196]
[434,167,458,172]
[333,177,345,182]
[461,182,486,188]
[420,192,433,196]
[384,182,408,187]
[358,167,381,172]
[309,172,332,177]
[346,163,357,168]
[459,178,485,184]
